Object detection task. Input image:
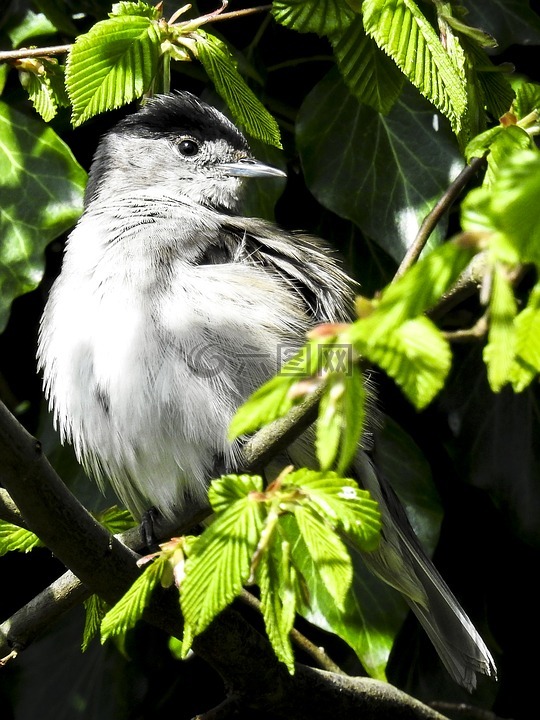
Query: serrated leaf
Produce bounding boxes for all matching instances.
[289,469,382,551]
[515,284,540,372]
[297,74,464,262]
[256,541,296,672]
[101,554,169,642]
[19,58,69,122]
[0,101,86,332]
[66,15,161,127]
[111,1,161,19]
[96,506,137,534]
[181,494,264,637]
[350,239,477,339]
[279,514,403,680]
[208,473,264,515]
[82,595,108,651]
[294,506,352,610]
[331,16,404,115]
[362,0,468,134]
[315,366,367,474]
[462,150,540,266]
[512,81,540,121]
[483,265,518,392]
[194,32,281,148]
[360,317,452,409]
[484,125,532,187]
[229,343,317,439]
[272,0,356,36]
[0,520,43,554]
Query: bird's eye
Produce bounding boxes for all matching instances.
[178,139,199,157]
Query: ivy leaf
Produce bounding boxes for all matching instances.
[180,491,264,641]
[297,74,464,262]
[362,0,468,134]
[0,521,43,555]
[194,32,282,148]
[0,102,86,332]
[330,16,404,115]
[101,554,170,643]
[272,0,356,36]
[465,1,540,52]
[483,265,518,392]
[66,13,161,127]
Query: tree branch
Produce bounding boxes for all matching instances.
[0,399,449,719]
[394,156,487,280]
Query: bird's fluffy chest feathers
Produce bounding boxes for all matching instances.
[40,213,309,518]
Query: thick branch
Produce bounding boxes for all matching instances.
[0,400,448,719]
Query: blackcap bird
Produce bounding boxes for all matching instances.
[37,91,496,690]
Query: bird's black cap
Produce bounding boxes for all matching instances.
[111,91,249,152]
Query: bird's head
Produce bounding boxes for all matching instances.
[85,91,285,212]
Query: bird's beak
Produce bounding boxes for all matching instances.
[218,158,287,179]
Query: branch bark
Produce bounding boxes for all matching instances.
[0,399,448,719]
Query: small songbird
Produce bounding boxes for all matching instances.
[37,91,496,690]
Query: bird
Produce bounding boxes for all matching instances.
[37,90,496,691]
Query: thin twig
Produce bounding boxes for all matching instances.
[394,155,487,281]
[0,44,71,62]
[240,590,347,675]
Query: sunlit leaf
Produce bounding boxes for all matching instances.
[66,14,161,126]
[272,0,356,36]
[0,102,86,332]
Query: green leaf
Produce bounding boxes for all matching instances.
[362,0,468,134]
[66,14,161,127]
[208,473,264,515]
[101,554,170,642]
[315,366,367,474]
[331,16,404,115]
[297,73,464,261]
[483,265,518,392]
[465,125,503,162]
[510,283,540,390]
[82,595,108,652]
[462,150,540,266]
[6,9,58,47]
[110,1,161,19]
[0,520,43,555]
[483,125,533,187]
[290,469,382,552]
[194,32,281,148]
[96,506,137,534]
[465,1,540,52]
[272,0,356,36]
[294,505,352,610]
[349,239,477,338]
[19,58,69,122]
[512,80,540,121]
[0,102,86,332]
[359,316,452,409]
[229,343,317,439]
[256,539,296,672]
[279,513,403,680]
[180,493,264,638]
